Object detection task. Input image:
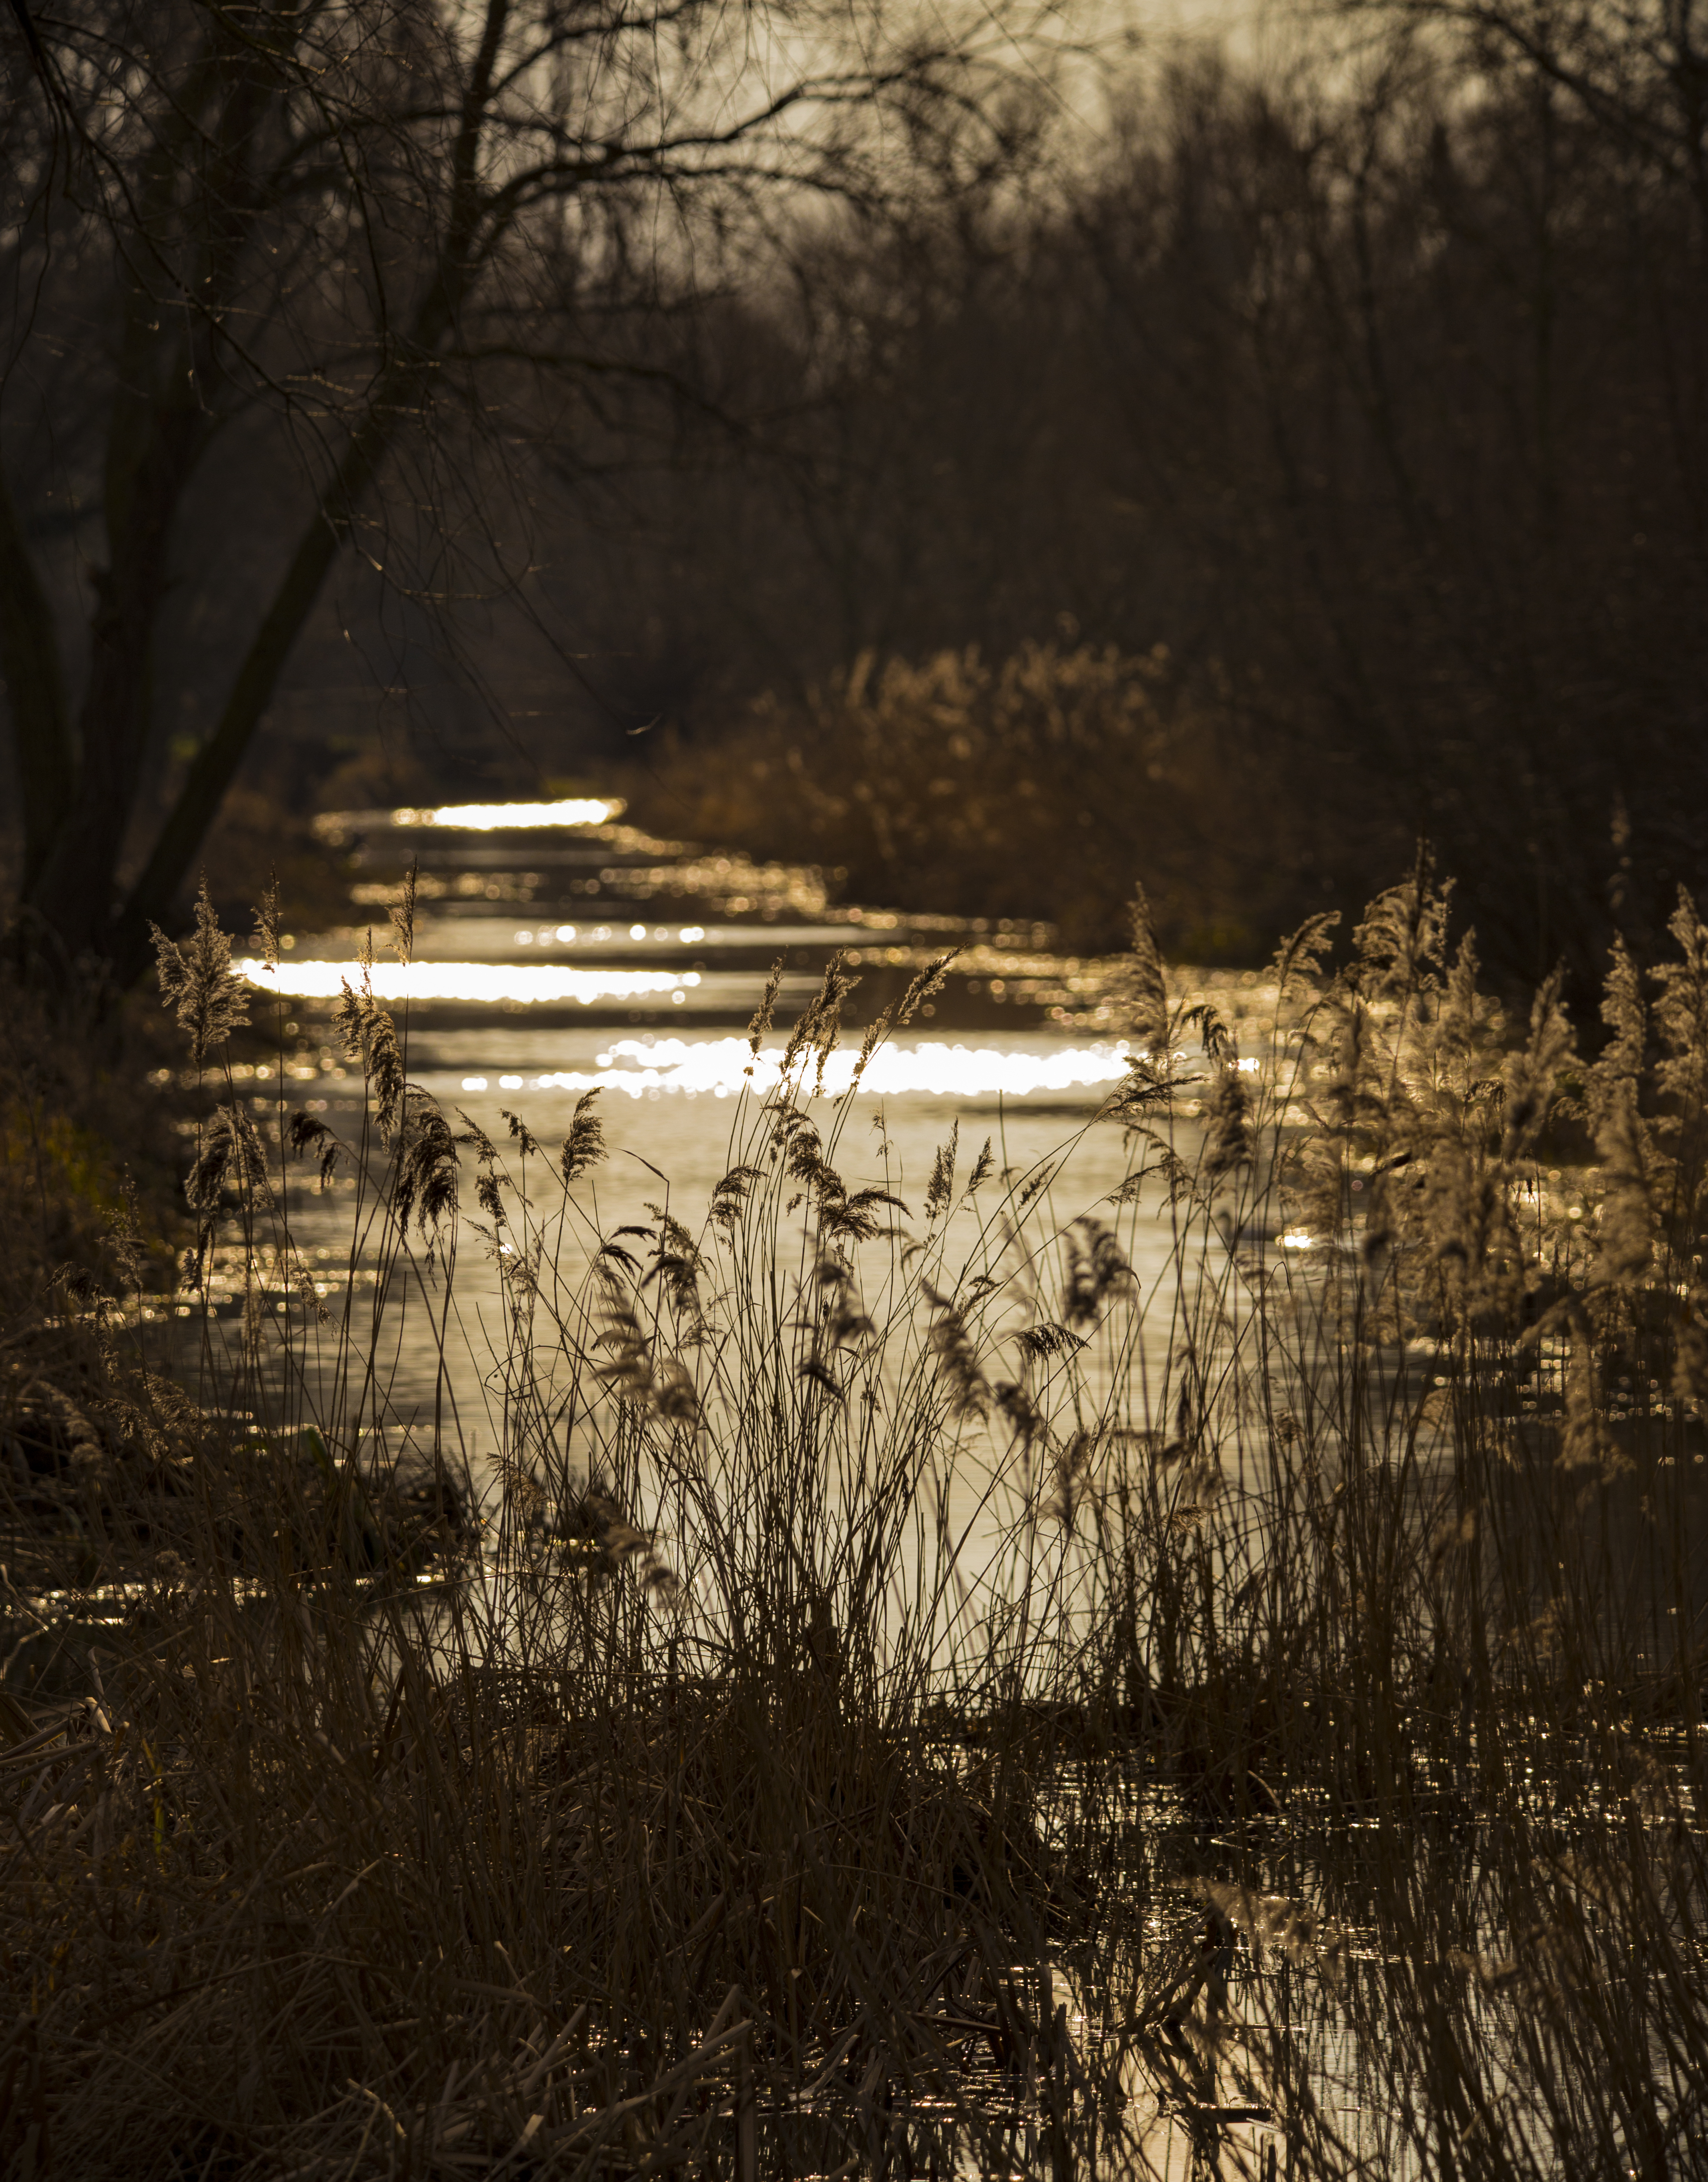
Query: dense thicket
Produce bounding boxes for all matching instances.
[5,4,1703,989]
[601,15,1708,981]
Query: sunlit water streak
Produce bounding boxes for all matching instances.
[520,1035,1136,1100]
[238,957,700,1005]
[386,796,623,828]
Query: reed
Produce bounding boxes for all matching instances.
[3,859,1705,2178]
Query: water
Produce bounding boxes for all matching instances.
[29,800,1704,2175]
[211,797,1219,1426]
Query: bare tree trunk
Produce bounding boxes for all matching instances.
[106,391,409,984]
[0,463,74,895]
[3,0,1018,986]
[27,369,209,959]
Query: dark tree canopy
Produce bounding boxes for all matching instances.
[608,3,1708,985]
[0,0,1040,982]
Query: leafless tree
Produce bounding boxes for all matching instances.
[0,0,1052,981]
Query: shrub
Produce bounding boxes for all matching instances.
[634,642,1300,956]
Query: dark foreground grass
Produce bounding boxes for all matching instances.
[3,861,1706,2178]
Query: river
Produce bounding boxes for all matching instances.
[140,795,1299,1573]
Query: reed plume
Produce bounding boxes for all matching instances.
[149,877,250,1067]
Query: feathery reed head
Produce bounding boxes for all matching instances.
[1202,1065,1252,1184]
[925,1120,958,1221]
[335,956,405,1140]
[1119,883,1168,1053]
[923,1278,989,1419]
[392,1092,460,1238]
[560,1089,607,1186]
[747,956,785,1062]
[151,878,250,1066]
[251,876,282,971]
[389,860,419,966]
[1352,841,1451,999]
[184,1101,271,1216]
[896,948,957,1028]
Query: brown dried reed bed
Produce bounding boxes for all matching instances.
[5,858,1708,2177]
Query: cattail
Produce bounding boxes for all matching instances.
[151,877,250,1066]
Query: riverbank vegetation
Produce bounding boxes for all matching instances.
[629,643,1294,960]
[8,5,1706,1002]
[612,2,1708,988]
[4,862,1705,2176]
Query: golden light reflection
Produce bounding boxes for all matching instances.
[237,959,696,1005]
[527,1036,1134,1100]
[389,797,624,829]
